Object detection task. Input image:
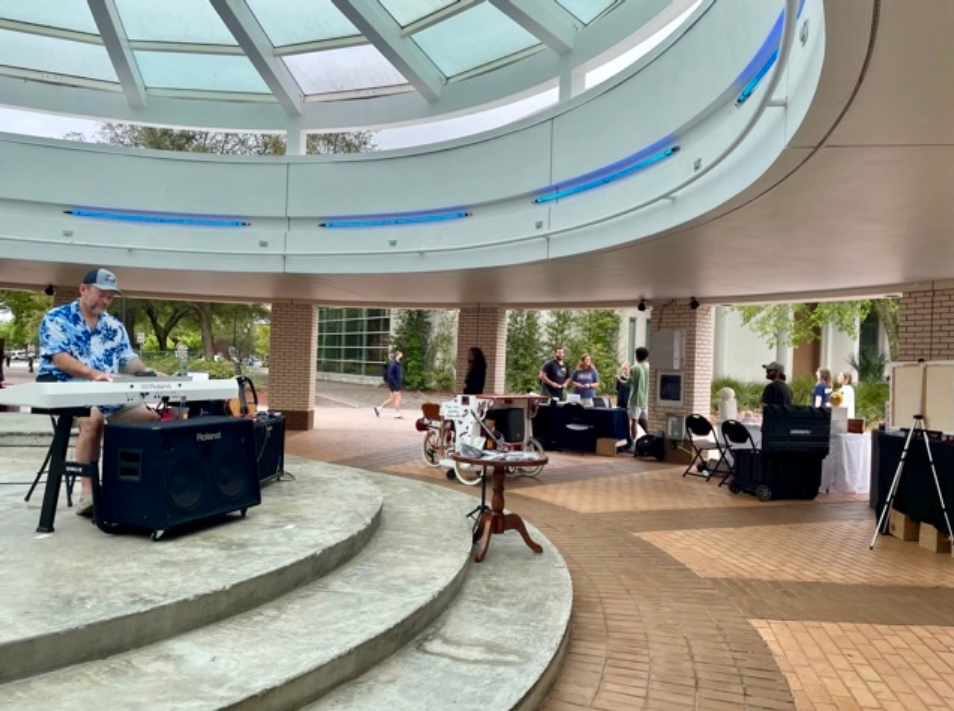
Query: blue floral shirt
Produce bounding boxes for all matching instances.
[38,301,138,412]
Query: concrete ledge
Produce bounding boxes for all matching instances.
[0,472,475,711]
[0,453,384,684]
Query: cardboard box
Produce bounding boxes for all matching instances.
[596,438,621,457]
[888,508,920,541]
[919,524,952,554]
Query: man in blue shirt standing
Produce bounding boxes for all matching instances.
[38,268,159,516]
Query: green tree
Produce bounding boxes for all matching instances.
[544,310,581,362]
[67,123,376,156]
[430,311,458,392]
[575,309,622,390]
[392,309,432,391]
[0,290,51,350]
[736,301,872,348]
[506,310,544,393]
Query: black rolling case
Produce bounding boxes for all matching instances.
[731,451,824,501]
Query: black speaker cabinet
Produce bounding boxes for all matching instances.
[101,416,261,536]
[489,407,525,444]
[254,412,286,482]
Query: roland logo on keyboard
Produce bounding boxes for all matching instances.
[196,431,222,442]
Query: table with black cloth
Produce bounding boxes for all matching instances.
[533,403,630,452]
[872,428,954,535]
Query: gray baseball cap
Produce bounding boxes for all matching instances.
[82,268,122,294]
[762,361,785,372]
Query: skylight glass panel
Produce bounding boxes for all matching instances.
[283,45,407,95]
[247,0,359,47]
[556,0,616,25]
[0,0,98,35]
[134,52,271,93]
[115,0,237,45]
[412,3,538,77]
[380,0,458,28]
[0,29,117,82]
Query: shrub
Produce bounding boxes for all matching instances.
[856,382,889,425]
[790,374,816,406]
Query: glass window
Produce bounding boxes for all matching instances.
[380,0,458,28]
[318,307,392,377]
[0,0,98,34]
[115,0,237,45]
[247,0,358,47]
[411,3,539,77]
[134,51,272,93]
[860,312,880,357]
[283,45,407,96]
[0,29,117,82]
[556,0,616,25]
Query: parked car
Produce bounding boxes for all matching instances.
[246,356,263,367]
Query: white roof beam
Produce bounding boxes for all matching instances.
[210,0,303,116]
[488,0,578,55]
[331,0,443,103]
[86,0,146,109]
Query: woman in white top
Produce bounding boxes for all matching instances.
[837,371,856,419]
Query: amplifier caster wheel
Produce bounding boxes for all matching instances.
[728,481,741,494]
[151,529,165,542]
[756,485,773,502]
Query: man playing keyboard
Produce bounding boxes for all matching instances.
[37,268,160,517]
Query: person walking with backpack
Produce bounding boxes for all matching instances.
[375,350,404,419]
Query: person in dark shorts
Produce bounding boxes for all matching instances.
[375,350,404,419]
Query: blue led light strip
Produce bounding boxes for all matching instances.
[320,211,471,228]
[533,147,679,204]
[736,48,779,105]
[66,209,249,227]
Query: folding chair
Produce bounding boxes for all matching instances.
[682,414,727,481]
[719,419,761,488]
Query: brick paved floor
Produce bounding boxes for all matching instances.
[284,382,954,711]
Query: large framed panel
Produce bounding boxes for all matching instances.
[890,362,954,434]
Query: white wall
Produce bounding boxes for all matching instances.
[820,321,859,379]
[713,306,781,381]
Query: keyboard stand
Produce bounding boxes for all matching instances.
[35,407,93,534]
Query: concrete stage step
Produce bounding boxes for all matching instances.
[0,452,572,710]
[0,452,384,683]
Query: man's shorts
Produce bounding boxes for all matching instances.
[628,405,648,421]
[98,404,152,421]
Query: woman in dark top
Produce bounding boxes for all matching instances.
[812,367,833,407]
[463,347,486,395]
[615,362,631,409]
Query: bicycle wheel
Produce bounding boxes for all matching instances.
[422,430,441,467]
[519,438,546,478]
[454,458,485,486]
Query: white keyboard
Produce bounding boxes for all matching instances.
[0,379,239,410]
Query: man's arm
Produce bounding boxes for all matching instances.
[122,357,152,375]
[50,352,112,382]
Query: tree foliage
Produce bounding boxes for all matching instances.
[575,309,622,381]
[506,310,545,393]
[66,123,376,156]
[430,311,458,392]
[543,311,581,362]
[392,309,432,391]
[0,290,52,349]
[736,302,872,348]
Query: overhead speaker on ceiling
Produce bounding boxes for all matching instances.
[100,416,261,538]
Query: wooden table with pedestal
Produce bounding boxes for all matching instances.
[451,453,548,563]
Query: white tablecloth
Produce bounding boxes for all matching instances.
[821,432,871,494]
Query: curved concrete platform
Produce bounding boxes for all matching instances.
[308,516,572,711]
[0,451,384,683]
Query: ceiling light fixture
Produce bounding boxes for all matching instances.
[637,299,646,312]
[689,297,700,310]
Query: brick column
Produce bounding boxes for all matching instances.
[268,303,318,430]
[456,307,507,394]
[647,305,715,436]
[899,282,954,360]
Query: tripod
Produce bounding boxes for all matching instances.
[870,413,954,550]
